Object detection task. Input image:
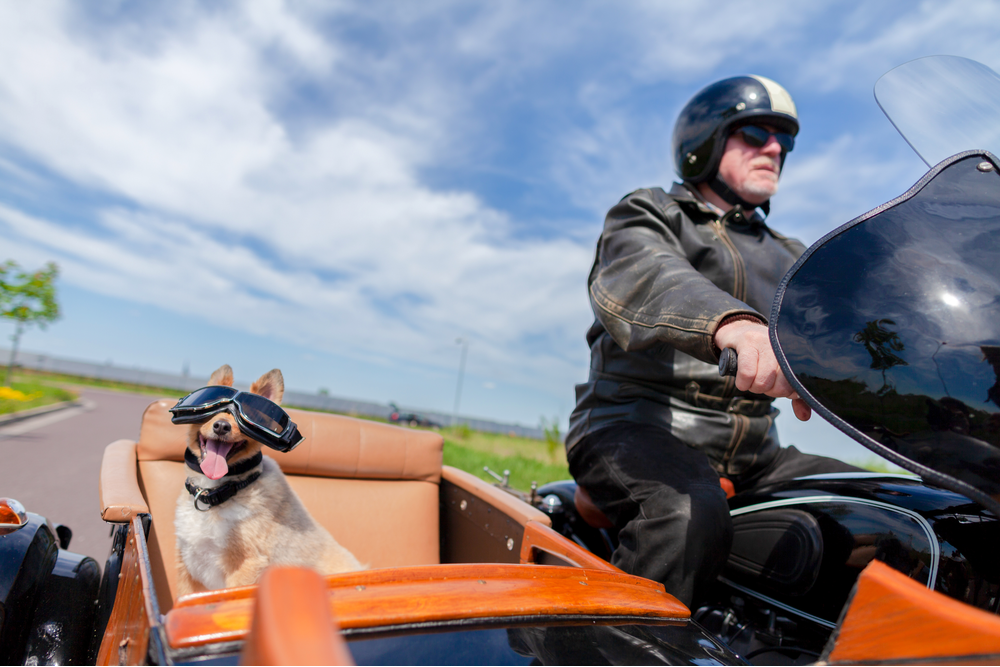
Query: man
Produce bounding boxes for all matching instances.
[566,75,857,607]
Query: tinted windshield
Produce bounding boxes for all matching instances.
[773,155,1000,514]
[875,56,1000,166]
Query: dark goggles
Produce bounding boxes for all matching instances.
[169,386,304,453]
[736,125,795,153]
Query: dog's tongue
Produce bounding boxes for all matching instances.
[201,437,234,480]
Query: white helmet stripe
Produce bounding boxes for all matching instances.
[750,75,798,118]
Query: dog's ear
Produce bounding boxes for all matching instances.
[250,369,284,405]
[208,365,234,387]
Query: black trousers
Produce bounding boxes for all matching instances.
[567,422,860,607]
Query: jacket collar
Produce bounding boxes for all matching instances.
[670,182,767,228]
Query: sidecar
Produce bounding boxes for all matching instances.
[90,398,741,665]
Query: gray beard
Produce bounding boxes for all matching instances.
[740,179,779,201]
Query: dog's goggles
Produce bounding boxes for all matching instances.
[169,386,304,452]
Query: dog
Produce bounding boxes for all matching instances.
[174,365,363,596]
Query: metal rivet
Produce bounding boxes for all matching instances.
[687,153,697,164]
[735,102,746,111]
[460,500,468,511]
[506,538,514,551]
[978,161,994,172]
[478,580,487,585]
[580,581,588,586]
[355,585,365,591]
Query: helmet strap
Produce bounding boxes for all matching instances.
[707,175,770,216]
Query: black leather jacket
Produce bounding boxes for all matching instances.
[567,183,806,478]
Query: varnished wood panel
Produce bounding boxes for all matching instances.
[519,520,623,573]
[166,563,688,650]
[97,516,158,665]
[826,559,1000,663]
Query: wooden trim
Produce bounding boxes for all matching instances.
[519,520,622,572]
[166,563,688,650]
[825,560,1000,663]
[240,567,354,666]
[96,516,159,665]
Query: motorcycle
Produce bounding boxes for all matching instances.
[530,55,1000,664]
[2,55,1000,666]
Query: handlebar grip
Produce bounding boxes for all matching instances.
[718,347,738,377]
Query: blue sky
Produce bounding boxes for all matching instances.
[1,1,998,463]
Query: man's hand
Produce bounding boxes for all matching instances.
[714,319,812,421]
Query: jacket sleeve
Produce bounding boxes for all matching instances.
[588,189,765,364]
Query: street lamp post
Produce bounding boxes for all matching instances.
[452,337,468,426]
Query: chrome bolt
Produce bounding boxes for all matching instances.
[978,161,994,172]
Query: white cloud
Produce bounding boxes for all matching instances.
[795,0,1000,94]
[0,0,994,426]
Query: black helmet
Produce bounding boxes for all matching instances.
[673,75,799,184]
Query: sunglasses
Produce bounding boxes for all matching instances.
[170,386,304,453]
[736,125,795,153]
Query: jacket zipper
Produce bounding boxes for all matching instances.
[714,219,747,301]
[715,219,747,398]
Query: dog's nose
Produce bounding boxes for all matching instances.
[213,420,231,436]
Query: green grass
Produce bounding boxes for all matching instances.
[848,457,908,474]
[8,367,185,398]
[439,424,569,490]
[0,378,77,415]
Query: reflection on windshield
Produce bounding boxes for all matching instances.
[775,156,1000,500]
[876,56,1000,167]
[853,319,908,396]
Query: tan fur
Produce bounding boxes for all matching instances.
[174,365,364,596]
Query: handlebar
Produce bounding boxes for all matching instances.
[718,347,738,377]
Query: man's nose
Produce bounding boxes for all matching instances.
[760,136,783,157]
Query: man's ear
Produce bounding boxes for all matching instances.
[208,365,234,387]
[250,369,284,405]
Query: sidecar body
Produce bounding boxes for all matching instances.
[91,399,741,665]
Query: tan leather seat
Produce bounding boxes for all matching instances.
[104,399,443,612]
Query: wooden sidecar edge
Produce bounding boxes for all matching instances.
[99,440,149,522]
[97,515,161,665]
[825,559,1000,663]
[165,563,689,650]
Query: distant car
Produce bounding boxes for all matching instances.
[388,402,442,428]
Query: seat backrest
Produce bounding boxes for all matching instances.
[135,399,443,611]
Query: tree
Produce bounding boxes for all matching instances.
[853,318,907,397]
[1,261,60,386]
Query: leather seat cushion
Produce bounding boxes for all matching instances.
[140,460,440,612]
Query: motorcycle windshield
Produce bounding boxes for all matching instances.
[875,55,1000,167]
[772,153,1000,516]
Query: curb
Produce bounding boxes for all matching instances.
[0,400,84,427]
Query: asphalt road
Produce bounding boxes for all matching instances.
[0,388,163,566]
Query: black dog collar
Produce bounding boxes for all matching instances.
[184,449,264,510]
[185,473,261,510]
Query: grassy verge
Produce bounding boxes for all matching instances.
[848,457,908,474]
[439,424,569,490]
[0,378,77,415]
[8,367,185,398]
